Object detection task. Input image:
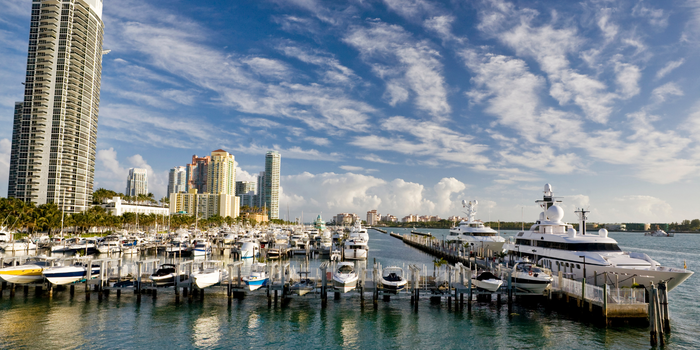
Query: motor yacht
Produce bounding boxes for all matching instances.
[446,200,505,254]
[503,184,693,292]
[0,257,55,284]
[0,238,37,252]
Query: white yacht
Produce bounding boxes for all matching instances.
[503,184,693,292]
[510,260,553,294]
[343,221,369,260]
[446,200,505,253]
[645,229,674,237]
[0,226,11,243]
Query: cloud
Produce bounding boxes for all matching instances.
[655,59,685,80]
[304,137,331,146]
[280,172,468,217]
[343,22,451,120]
[632,2,668,28]
[610,195,673,222]
[614,60,641,99]
[358,153,395,164]
[351,116,489,165]
[650,82,683,105]
[382,0,438,21]
[230,144,341,161]
[339,165,378,173]
[94,148,168,199]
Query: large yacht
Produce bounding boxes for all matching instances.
[503,184,693,292]
[446,200,505,253]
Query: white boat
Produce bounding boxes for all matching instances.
[151,264,177,286]
[330,249,341,262]
[446,200,505,254]
[503,184,693,292]
[0,226,12,243]
[68,238,98,254]
[192,262,227,289]
[380,266,407,294]
[510,260,553,294]
[192,238,211,257]
[471,271,503,292]
[43,263,100,285]
[645,229,674,237]
[239,240,260,259]
[242,262,269,291]
[97,236,122,254]
[0,238,38,252]
[343,238,368,260]
[0,257,54,284]
[332,262,358,293]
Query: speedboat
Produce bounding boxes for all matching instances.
[192,263,227,289]
[380,266,407,294]
[645,229,674,237]
[503,184,693,292]
[192,238,211,257]
[290,271,316,296]
[446,200,505,254]
[242,262,269,291]
[0,257,54,284]
[97,236,122,254]
[510,260,552,294]
[471,271,503,292]
[151,264,177,286]
[0,238,37,252]
[332,262,358,293]
[43,263,100,285]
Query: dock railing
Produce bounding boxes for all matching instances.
[551,276,645,305]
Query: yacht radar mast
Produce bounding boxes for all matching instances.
[574,208,590,235]
[461,199,478,222]
[535,183,562,210]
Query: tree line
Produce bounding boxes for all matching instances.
[1,196,293,237]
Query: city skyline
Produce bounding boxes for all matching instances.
[2,0,700,222]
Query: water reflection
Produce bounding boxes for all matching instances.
[192,314,222,349]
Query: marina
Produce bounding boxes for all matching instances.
[0,220,697,348]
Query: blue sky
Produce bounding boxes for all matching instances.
[1,0,700,223]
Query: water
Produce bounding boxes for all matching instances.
[0,229,697,349]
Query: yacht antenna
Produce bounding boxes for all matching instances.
[575,208,589,235]
[521,207,524,232]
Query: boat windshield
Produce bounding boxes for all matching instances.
[338,265,354,274]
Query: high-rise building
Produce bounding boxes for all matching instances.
[186,154,209,193]
[168,166,187,194]
[207,149,235,195]
[264,151,281,219]
[235,181,256,196]
[125,168,148,197]
[255,171,265,209]
[7,0,105,212]
[367,210,380,225]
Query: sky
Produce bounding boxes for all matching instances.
[1,0,700,224]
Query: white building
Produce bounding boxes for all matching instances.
[7,0,105,213]
[264,151,281,219]
[101,197,169,216]
[168,166,187,194]
[126,168,148,197]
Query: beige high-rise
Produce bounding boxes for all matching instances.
[7,0,105,213]
[207,149,236,195]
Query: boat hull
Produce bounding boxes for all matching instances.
[472,278,503,292]
[193,270,224,289]
[343,248,368,260]
[380,280,407,294]
[332,277,358,293]
[0,266,44,284]
[242,277,268,291]
[43,266,88,285]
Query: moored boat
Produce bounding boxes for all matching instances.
[380,266,407,294]
[510,260,552,294]
[332,262,358,293]
[0,257,54,284]
[242,262,269,291]
[471,271,503,292]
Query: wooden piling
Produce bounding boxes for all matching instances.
[10,283,15,298]
[660,281,670,333]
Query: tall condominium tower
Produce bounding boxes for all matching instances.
[264,151,281,219]
[167,166,187,194]
[125,168,147,197]
[255,171,265,209]
[186,154,209,193]
[7,0,105,212]
[207,149,235,195]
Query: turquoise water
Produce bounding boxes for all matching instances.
[0,229,697,349]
